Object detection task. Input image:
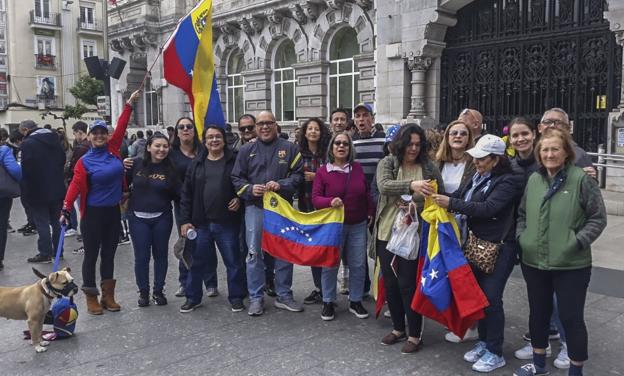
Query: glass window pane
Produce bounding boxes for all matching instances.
[275,40,296,69]
[338,75,353,109]
[275,84,282,121]
[274,71,281,82]
[235,87,244,120]
[339,60,352,74]
[354,78,360,107]
[329,28,359,60]
[283,82,294,121]
[228,76,233,86]
[330,62,337,75]
[283,68,293,81]
[227,88,234,122]
[234,75,242,86]
[330,77,337,111]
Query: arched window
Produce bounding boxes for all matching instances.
[329,27,359,114]
[273,40,296,121]
[226,51,244,123]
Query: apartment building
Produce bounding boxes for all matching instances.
[0,0,106,130]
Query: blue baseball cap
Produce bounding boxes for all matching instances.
[89,120,109,134]
[385,124,400,144]
[353,102,373,114]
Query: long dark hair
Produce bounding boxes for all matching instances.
[298,118,330,159]
[392,123,429,165]
[170,117,201,153]
[140,133,179,190]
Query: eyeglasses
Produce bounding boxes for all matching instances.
[206,136,223,141]
[256,121,276,128]
[177,124,194,130]
[333,141,350,147]
[239,125,254,132]
[540,119,567,127]
[449,130,469,137]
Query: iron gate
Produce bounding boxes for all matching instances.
[439,0,622,152]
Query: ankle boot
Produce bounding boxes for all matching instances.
[82,287,103,315]
[138,289,150,307]
[100,279,121,312]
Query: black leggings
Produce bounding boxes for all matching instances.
[521,263,591,362]
[81,205,121,288]
[377,239,422,338]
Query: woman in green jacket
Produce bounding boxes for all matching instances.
[514,128,606,376]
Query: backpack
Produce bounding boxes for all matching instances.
[51,297,79,338]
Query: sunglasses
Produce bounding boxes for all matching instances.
[333,141,350,147]
[177,124,194,130]
[256,121,276,128]
[239,125,254,132]
[449,130,469,137]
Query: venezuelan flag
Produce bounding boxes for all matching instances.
[372,257,386,318]
[411,184,489,338]
[261,192,343,268]
[163,0,225,136]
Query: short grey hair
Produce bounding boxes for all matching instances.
[19,120,37,131]
[541,108,570,125]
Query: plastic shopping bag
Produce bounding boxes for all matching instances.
[386,203,420,260]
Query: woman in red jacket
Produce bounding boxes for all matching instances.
[61,90,141,315]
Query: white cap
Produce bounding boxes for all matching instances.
[466,134,506,158]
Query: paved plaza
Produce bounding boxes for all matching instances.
[0,200,623,376]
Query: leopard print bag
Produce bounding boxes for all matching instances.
[463,231,501,274]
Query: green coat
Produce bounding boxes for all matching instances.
[367,155,444,259]
[517,165,607,270]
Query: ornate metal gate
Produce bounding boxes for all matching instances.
[440,0,622,152]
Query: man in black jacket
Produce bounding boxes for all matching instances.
[19,120,66,263]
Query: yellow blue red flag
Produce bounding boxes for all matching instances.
[411,184,489,338]
[261,192,343,267]
[163,0,225,136]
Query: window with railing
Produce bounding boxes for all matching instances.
[81,39,96,59]
[34,37,55,68]
[34,0,50,19]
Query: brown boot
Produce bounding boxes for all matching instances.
[100,279,121,312]
[82,287,103,315]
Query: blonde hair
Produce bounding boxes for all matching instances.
[435,120,474,162]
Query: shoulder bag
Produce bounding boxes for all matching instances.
[0,162,20,198]
[463,214,512,274]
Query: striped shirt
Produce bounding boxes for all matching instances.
[352,130,386,188]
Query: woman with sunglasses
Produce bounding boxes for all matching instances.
[436,120,475,195]
[312,132,374,321]
[298,118,331,305]
[127,133,179,307]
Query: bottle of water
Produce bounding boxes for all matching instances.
[186,228,197,240]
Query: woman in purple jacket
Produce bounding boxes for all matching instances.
[312,132,374,322]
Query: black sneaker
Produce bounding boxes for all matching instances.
[265,279,277,297]
[180,300,202,313]
[231,300,245,312]
[303,289,322,305]
[349,301,369,319]
[321,302,335,321]
[27,254,52,264]
[138,290,150,307]
[22,227,37,236]
[152,291,168,306]
[118,235,131,245]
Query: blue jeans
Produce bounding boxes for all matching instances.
[474,241,518,356]
[128,211,173,292]
[322,221,367,303]
[245,205,293,302]
[31,201,63,257]
[186,221,246,304]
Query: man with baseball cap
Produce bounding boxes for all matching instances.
[458,108,485,141]
[352,103,385,188]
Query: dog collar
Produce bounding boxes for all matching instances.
[39,280,56,300]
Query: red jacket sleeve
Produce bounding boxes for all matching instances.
[108,103,133,157]
[312,166,333,209]
[64,159,88,217]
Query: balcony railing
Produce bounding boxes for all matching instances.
[36,95,58,108]
[35,54,56,69]
[29,11,61,28]
[77,18,103,33]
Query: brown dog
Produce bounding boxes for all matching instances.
[0,267,78,352]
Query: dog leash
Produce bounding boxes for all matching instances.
[53,225,66,273]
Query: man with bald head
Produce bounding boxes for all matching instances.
[458,108,485,141]
[232,110,304,316]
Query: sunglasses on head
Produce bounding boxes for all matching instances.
[177,124,194,130]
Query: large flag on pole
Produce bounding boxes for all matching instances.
[163,0,225,136]
[261,192,343,268]
[411,185,489,338]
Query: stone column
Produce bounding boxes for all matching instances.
[292,60,329,120]
[405,53,432,119]
[242,68,272,115]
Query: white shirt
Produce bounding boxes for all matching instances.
[442,162,466,194]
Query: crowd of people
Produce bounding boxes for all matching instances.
[0,97,607,376]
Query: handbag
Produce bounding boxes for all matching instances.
[387,202,420,260]
[0,162,20,198]
[463,214,513,274]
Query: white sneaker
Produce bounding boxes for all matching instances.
[553,343,570,369]
[514,343,552,360]
[383,310,392,318]
[445,327,479,343]
[64,229,78,237]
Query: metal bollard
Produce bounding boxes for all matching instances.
[597,144,606,188]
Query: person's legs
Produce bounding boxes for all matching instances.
[81,207,102,288]
[274,257,294,299]
[128,213,152,292]
[69,204,78,231]
[213,221,246,304]
[48,201,62,256]
[0,198,12,262]
[264,251,275,284]
[186,223,216,304]
[396,256,421,338]
[245,206,266,302]
[99,206,121,280]
[30,204,53,257]
[377,239,406,333]
[321,265,339,303]
[151,212,172,292]
[345,221,367,303]
[311,267,322,291]
[521,263,554,352]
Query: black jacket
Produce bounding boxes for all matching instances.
[448,170,524,243]
[20,128,66,205]
[179,148,240,226]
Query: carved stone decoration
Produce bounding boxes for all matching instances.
[289,4,307,24]
[131,33,147,50]
[325,0,345,10]
[121,36,134,52]
[110,39,124,53]
[219,22,237,35]
[405,53,432,118]
[240,18,254,35]
[300,2,319,22]
[265,9,283,24]
[143,33,158,47]
[354,0,373,10]
[250,16,264,34]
